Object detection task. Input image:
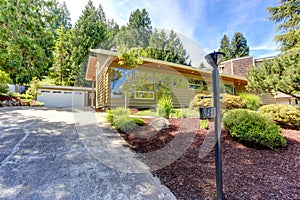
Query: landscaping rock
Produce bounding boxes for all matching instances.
[149,117,170,131]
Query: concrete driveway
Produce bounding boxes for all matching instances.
[0,107,175,200]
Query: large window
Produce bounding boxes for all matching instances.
[224,84,234,94]
[156,73,172,99]
[110,67,133,98]
[134,70,154,99]
[173,76,188,89]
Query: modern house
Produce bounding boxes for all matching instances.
[87,49,248,110]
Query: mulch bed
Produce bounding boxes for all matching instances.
[121,118,300,200]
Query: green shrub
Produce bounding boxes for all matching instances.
[175,109,182,118]
[259,104,300,129]
[239,93,261,110]
[221,93,247,110]
[132,117,146,126]
[106,107,145,131]
[199,119,209,129]
[189,93,212,110]
[223,109,286,149]
[113,115,137,131]
[0,70,11,94]
[157,95,173,119]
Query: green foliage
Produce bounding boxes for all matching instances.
[174,109,182,119]
[72,0,107,86]
[218,34,232,61]
[133,109,158,117]
[221,93,246,110]
[0,69,12,94]
[0,0,54,84]
[223,109,287,149]
[199,119,209,129]
[181,108,199,118]
[259,104,300,129]
[267,0,300,51]
[238,93,261,110]
[49,0,72,33]
[230,32,250,58]
[106,107,145,131]
[157,95,173,119]
[143,29,191,65]
[246,49,300,99]
[26,78,41,100]
[218,32,249,60]
[8,92,33,100]
[51,25,76,86]
[117,47,144,69]
[132,117,146,126]
[189,94,212,110]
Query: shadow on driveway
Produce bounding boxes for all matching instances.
[0,107,175,200]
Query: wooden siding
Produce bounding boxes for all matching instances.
[260,93,276,105]
[96,66,109,110]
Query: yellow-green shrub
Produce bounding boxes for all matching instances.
[221,93,247,110]
[239,93,261,110]
[223,109,286,149]
[259,104,300,129]
[189,93,212,110]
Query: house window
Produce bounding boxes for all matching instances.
[134,70,154,99]
[155,73,172,99]
[188,79,202,90]
[110,67,133,98]
[173,76,188,89]
[296,99,299,105]
[224,84,234,95]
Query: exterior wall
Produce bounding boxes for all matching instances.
[275,98,290,105]
[96,67,109,110]
[260,93,276,105]
[220,56,254,77]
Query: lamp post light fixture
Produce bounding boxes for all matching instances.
[205,51,225,200]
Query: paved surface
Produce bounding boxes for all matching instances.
[0,107,176,200]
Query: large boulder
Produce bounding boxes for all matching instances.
[149,118,170,131]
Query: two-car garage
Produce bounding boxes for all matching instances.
[37,86,93,107]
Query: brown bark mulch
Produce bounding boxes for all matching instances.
[121,118,300,200]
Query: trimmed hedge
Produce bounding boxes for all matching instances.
[189,93,212,110]
[223,109,286,149]
[259,104,300,129]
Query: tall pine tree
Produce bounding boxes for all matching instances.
[230,32,250,58]
[268,0,300,51]
[0,0,54,84]
[218,34,232,61]
[72,0,107,86]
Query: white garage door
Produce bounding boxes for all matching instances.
[38,90,85,107]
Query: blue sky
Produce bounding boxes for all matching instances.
[59,0,279,67]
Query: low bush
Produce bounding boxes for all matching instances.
[259,104,300,129]
[157,95,173,119]
[132,117,146,126]
[223,109,286,149]
[221,93,247,110]
[239,93,261,110]
[199,119,209,129]
[106,107,145,131]
[189,93,212,110]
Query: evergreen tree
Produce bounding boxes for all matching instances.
[246,49,300,99]
[72,0,107,86]
[218,34,232,61]
[0,0,54,84]
[268,0,300,51]
[144,29,190,65]
[231,32,250,58]
[127,8,152,48]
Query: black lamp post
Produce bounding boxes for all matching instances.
[205,51,225,200]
